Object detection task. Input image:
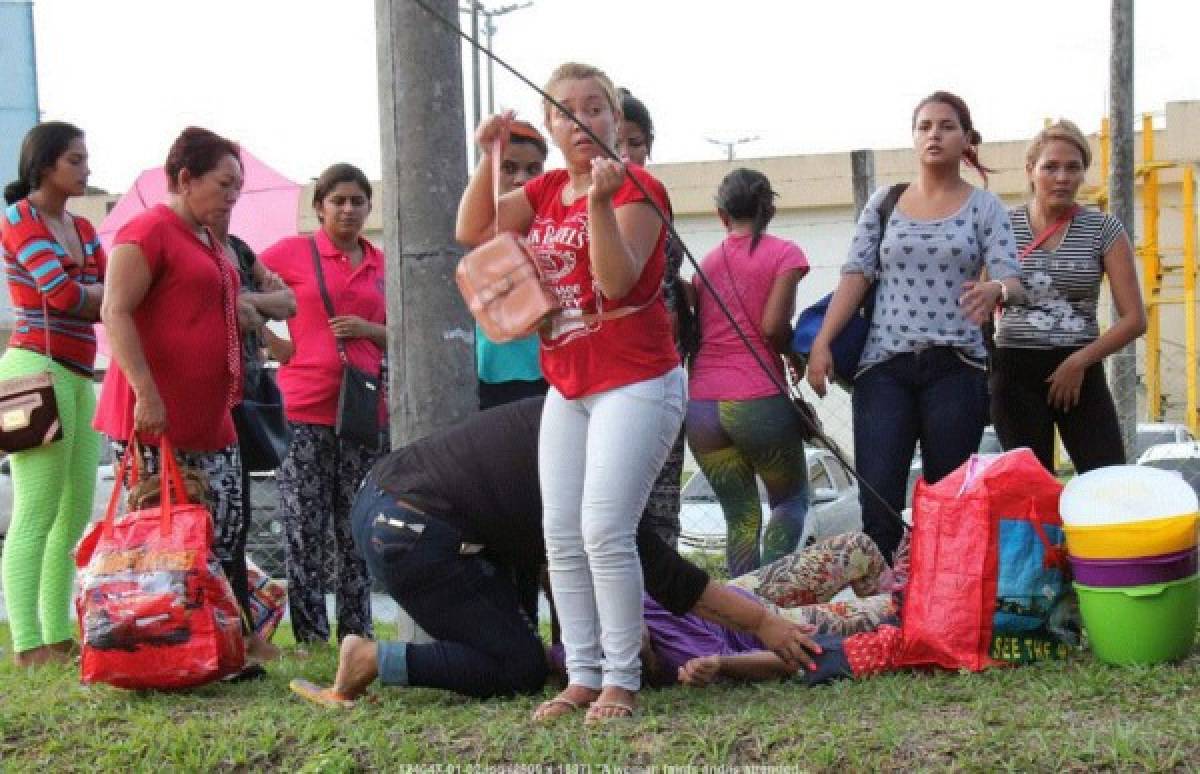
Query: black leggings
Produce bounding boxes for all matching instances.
[989,347,1125,474]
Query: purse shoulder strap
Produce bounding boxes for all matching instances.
[309,236,348,362]
[718,242,793,399]
[1018,204,1081,261]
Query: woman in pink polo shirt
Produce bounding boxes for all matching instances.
[260,163,386,647]
[456,62,685,724]
[96,126,278,665]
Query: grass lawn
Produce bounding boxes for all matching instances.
[1,622,1198,770]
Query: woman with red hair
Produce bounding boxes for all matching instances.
[806,92,1025,564]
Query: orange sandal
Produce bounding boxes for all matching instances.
[289,678,357,709]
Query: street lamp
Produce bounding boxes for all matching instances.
[460,2,533,121]
[705,135,760,162]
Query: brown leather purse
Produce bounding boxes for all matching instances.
[0,296,63,452]
[456,136,559,343]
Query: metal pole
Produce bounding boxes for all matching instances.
[470,2,482,149]
[375,0,475,448]
[1141,113,1161,420]
[1108,0,1137,459]
[485,17,496,114]
[1184,166,1197,434]
[850,149,875,219]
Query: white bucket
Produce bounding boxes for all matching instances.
[1060,465,1198,527]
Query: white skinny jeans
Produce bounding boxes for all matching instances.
[540,367,686,691]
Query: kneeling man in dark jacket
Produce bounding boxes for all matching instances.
[290,397,820,705]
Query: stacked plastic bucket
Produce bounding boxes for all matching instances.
[1060,466,1199,665]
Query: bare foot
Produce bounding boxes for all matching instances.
[13,646,54,668]
[532,684,600,722]
[246,634,282,663]
[44,640,78,664]
[584,686,637,724]
[330,635,379,700]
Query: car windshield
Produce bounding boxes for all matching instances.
[1137,431,1179,457]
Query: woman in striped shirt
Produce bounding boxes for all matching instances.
[990,120,1145,473]
[0,121,105,667]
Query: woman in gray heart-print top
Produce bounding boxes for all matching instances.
[806,91,1024,563]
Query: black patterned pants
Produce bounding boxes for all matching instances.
[639,427,685,548]
[276,421,379,643]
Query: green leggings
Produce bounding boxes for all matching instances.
[0,348,99,653]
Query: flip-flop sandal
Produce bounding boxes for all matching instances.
[289,678,356,709]
[532,695,588,723]
[224,663,268,683]
[584,701,637,725]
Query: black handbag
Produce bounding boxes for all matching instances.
[309,238,381,451]
[233,365,291,473]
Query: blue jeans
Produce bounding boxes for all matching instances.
[852,348,988,563]
[350,485,547,698]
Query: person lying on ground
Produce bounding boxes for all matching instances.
[643,531,907,687]
[289,396,821,712]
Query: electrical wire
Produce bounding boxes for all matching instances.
[403,0,902,522]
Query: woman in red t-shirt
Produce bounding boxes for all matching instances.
[95,127,277,666]
[456,62,684,723]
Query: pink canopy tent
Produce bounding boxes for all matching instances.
[95,150,302,358]
[98,149,302,254]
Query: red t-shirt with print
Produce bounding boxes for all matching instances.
[522,165,678,399]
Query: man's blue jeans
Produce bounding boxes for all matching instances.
[852,348,989,563]
[350,484,547,698]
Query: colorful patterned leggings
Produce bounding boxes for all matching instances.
[686,395,810,576]
[728,531,897,636]
[0,350,99,653]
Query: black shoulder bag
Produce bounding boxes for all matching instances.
[309,238,381,451]
[230,238,293,472]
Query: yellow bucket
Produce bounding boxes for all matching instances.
[1064,512,1198,560]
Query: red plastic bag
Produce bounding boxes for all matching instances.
[895,449,1064,672]
[75,438,245,689]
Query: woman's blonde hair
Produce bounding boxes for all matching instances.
[542,62,621,127]
[1026,120,1092,169]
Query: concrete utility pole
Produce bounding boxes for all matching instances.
[375,0,475,447]
[1109,0,1138,459]
[850,149,875,219]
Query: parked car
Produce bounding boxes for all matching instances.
[1134,422,1195,460]
[678,447,862,558]
[1136,440,1200,499]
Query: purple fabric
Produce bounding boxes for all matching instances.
[643,588,765,679]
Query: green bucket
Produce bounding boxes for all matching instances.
[1075,574,1199,665]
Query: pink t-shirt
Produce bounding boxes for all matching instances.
[260,229,387,427]
[689,233,809,400]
